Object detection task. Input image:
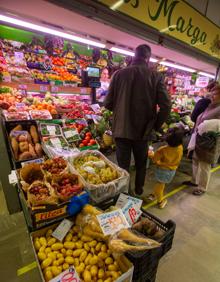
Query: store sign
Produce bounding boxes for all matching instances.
[196,76,209,88]
[99,0,220,59]
[35,206,67,222]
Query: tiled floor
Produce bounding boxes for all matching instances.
[0,162,220,282]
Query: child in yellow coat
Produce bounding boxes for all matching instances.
[147,127,184,208]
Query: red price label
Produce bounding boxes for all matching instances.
[61,272,78,282]
[128,208,137,224]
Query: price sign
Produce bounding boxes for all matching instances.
[121,201,142,226]
[51,138,62,148]
[50,266,80,282]
[97,209,129,236]
[90,103,101,113]
[80,88,88,94]
[116,193,143,209]
[21,158,44,167]
[14,51,25,65]
[51,86,59,93]
[8,170,18,185]
[52,219,73,242]
[40,85,48,92]
[15,103,26,110]
[47,125,56,135]
[196,76,209,88]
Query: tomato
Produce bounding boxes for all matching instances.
[85,136,90,141]
[82,140,88,146]
[90,139,96,145]
[86,132,92,137]
[79,143,84,148]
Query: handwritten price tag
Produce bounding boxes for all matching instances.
[116,193,143,209]
[97,209,129,236]
[50,266,80,282]
[122,201,142,226]
[52,219,73,242]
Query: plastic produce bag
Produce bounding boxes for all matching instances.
[70,150,129,203]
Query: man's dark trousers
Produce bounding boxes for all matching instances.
[115,138,148,194]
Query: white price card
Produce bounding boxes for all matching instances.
[52,219,73,242]
[50,266,80,282]
[51,138,62,148]
[8,170,18,185]
[116,193,143,209]
[122,200,142,226]
[90,103,101,113]
[97,209,129,236]
[47,125,56,135]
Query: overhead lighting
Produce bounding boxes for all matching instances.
[160,61,196,73]
[198,72,215,79]
[150,57,158,63]
[110,47,158,62]
[110,0,124,10]
[110,47,135,57]
[0,14,106,48]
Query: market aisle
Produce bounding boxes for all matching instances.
[0,170,219,282]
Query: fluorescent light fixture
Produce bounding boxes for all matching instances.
[110,0,124,10]
[150,57,158,63]
[110,47,158,62]
[0,14,106,48]
[198,72,215,79]
[160,61,196,72]
[110,47,134,57]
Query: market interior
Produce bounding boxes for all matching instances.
[0,0,220,282]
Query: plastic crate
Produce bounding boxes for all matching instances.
[125,210,175,281]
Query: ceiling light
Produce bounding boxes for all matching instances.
[110,47,135,57]
[198,72,215,79]
[0,14,106,48]
[150,58,158,63]
[160,61,196,72]
[110,47,158,62]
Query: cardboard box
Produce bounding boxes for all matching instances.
[30,222,134,282]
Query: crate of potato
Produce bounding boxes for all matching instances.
[31,221,133,282]
[4,120,44,168]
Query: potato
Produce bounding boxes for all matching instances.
[45,247,51,254]
[101,245,107,252]
[72,236,78,242]
[38,252,47,261]
[98,252,108,260]
[80,250,88,262]
[90,265,98,277]
[66,250,73,256]
[47,252,56,261]
[76,262,85,274]
[30,125,39,144]
[61,248,66,256]
[57,253,63,259]
[51,265,61,277]
[47,238,56,247]
[52,260,59,266]
[35,143,43,157]
[65,256,74,265]
[105,257,113,265]
[19,141,29,153]
[84,243,90,252]
[88,240,97,248]
[39,246,46,253]
[108,264,118,271]
[64,242,75,250]
[41,258,52,269]
[95,242,102,252]
[39,237,47,246]
[89,255,98,265]
[57,257,64,265]
[73,249,84,257]
[98,268,105,279]
[19,152,33,160]
[72,226,80,234]
[51,243,63,251]
[18,135,27,142]
[62,263,69,270]
[34,240,41,251]
[84,254,92,266]
[83,270,92,282]
[74,258,80,267]
[44,270,53,281]
[103,278,112,282]
[81,235,93,242]
[65,233,73,242]
[28,143,37,157]
[75,241,83,249]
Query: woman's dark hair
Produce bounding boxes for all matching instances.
[166,127,184,147]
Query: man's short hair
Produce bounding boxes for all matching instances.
[135,44,151,59]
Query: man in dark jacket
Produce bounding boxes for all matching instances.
[104,44,171,195]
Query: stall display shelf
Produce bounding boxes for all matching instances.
[2,82,92,95]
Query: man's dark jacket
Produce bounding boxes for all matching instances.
[104,59,171,140]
